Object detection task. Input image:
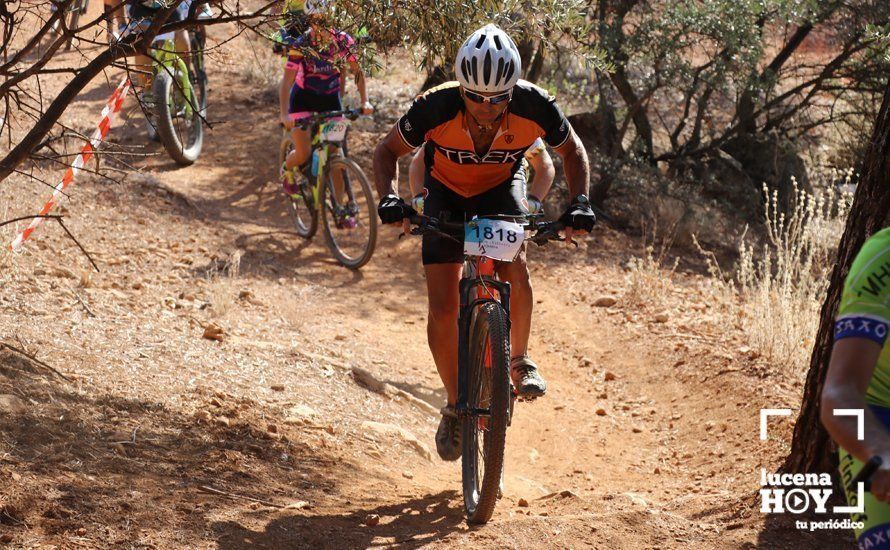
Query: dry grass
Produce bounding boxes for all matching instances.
[697,176,853,374]
[624,224,680,309]
[238,39,281,90]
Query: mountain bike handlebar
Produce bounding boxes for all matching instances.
[295,109,364,130]
[278,109,366,131]
[406,213,568,247]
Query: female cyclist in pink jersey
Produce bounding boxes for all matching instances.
[278,0,372,195]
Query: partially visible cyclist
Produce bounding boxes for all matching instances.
[373,24,595,461]
[277,0,373,197]
[122,0,213,97]
[821,226,890,548]
[407,137,555,217]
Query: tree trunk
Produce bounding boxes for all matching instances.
[610,67,654,161]
[526,42,545,83]
[781,78,890,474]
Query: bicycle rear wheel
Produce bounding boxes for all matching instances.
[462,300,511,524]
[320,156,377,269]
[279,135,318,238]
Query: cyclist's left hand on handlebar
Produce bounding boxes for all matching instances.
[361,101,374,116]
[559,194,596,244]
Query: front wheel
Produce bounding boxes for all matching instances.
[320,156,377,269]
[462,301,511,524]
[153,65,205,165]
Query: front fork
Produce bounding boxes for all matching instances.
[455,274,512,423]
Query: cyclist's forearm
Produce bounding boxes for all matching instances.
[528,161,555,200]
[278,73,291,120]
[560,133,590,198]
[373,143,399,197]
[355,71,368,104]
[822,388,890,462]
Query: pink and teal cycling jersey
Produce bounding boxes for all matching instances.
[283,28,357,96]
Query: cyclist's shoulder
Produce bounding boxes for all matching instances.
[330,29,355,45]
[845,228,890,299]
[509,80,565,125]
[418,81,462,100]
[409,81,462,116]
[511,80,560,106]
[398,82,461,144]
[839,227,890,321]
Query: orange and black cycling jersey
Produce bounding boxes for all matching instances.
[397,80,571,198]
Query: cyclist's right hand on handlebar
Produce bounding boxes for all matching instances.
[377,194,413,225]
[281,116,294,130]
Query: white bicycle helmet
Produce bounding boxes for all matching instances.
[454,24,522,93]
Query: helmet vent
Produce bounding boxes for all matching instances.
[483,51,492,86]
[503,61,515,85]
[474,35,486,50]
[493,35,502,50]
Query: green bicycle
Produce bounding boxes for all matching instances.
[279,109,377,269]
[147,27,207,165]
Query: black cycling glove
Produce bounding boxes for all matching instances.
[559,194,596,232]
[377,194,412,224]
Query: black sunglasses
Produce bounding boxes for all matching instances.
[462,88,512,105]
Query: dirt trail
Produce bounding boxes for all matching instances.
[0,26,854,549]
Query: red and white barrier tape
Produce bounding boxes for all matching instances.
[10,77,131,251]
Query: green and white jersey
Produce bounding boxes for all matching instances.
[835,227,890,407]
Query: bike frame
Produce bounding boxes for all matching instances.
[151,39,194,119]
[305,120,349,211]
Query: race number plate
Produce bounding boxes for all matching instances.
[464,219,525,262]
[319,119,348,141]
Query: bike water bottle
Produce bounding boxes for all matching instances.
[311,150,320,176]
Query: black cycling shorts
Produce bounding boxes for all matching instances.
[421,166,528,265]
[289,87,342,120]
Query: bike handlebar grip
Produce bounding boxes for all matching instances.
[852,456,883,492]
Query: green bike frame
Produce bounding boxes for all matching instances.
[306,131,337,210]
[152,39,194,118]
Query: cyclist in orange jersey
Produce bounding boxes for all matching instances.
[373,24,595,460]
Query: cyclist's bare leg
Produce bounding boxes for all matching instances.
[103,0,125,39]
[495,247,532,358]
[173,29,190,65]
[132,53,153,89]
[286,126,311,171]
[425,263,463,406]
[328,145,346,202]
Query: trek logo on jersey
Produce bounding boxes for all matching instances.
[434,144,527,165]
[835,315,889,345]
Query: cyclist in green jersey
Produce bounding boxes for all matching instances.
[822,226,890,549]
